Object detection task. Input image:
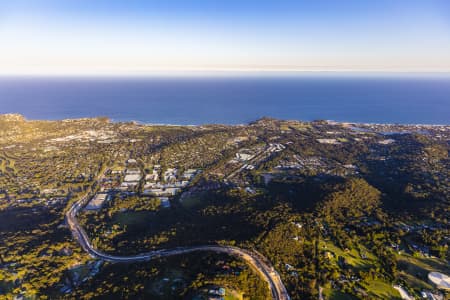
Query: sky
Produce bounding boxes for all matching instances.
[1,0,450,75]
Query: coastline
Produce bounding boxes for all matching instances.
[1,113,448,127]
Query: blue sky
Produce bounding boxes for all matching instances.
[1,0,450,74]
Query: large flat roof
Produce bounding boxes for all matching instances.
[85,193,108,210]
[428,272,450,290]
[124,174,141,182]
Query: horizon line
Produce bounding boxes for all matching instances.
[0,66,450,77]
[1,68,450,78]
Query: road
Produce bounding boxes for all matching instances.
[393,285,414,300]
[66,194,290,300]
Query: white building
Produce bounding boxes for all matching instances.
[124,174,142,182]
[236,153,254,161]
[317,138,340,144]
[145,170,159,181]
[143,189,165,196]
[183,169,198,179]
[85,193,109,210]
[125,169,141,175]
[428,272,450,290]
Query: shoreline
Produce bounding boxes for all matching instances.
[1,113,449,127]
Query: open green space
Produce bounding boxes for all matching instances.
[396,253,450,292]
[320,240,377,271]
[322,288,358,300]
[360,280,401,299]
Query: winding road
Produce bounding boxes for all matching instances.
[66,194,290,300]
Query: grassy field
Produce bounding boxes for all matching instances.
[320,240,404,299]
[397,253,450,274]
[396,252,450,292]
[319,240,377,271]
[322,288,358,300]
[360,280,401,299]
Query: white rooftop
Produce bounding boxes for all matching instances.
[236,153,254,161]
[428,272,450,290]
[85,193,108,210]
[124,174,142,182]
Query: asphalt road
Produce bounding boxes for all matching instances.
[66,194,290,300]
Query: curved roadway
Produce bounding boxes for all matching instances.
[66,195,290,300]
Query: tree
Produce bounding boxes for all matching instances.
[319,178,381,224]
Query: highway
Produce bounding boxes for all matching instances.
[66,194,290,300]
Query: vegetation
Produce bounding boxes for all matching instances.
[0,114,448,299]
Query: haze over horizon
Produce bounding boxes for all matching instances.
[1,0,450,75]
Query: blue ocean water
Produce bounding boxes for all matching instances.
[0,76,449,125]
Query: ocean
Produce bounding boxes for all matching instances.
[0,76,449,125]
